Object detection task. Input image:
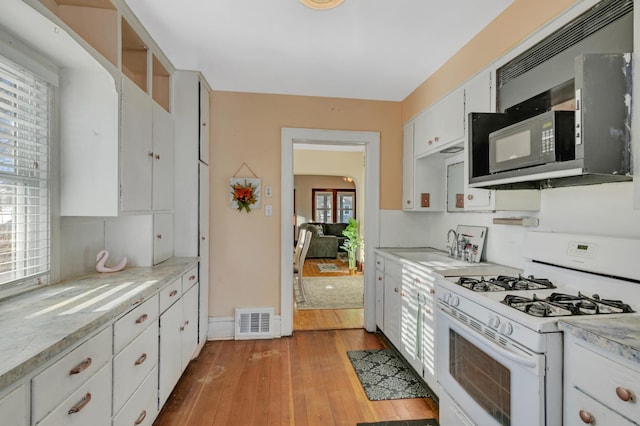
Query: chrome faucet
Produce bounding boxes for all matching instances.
[447,229,458,258]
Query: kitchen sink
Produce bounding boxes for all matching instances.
[390,250,487,270]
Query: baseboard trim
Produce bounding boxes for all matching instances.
[206,315,282,340]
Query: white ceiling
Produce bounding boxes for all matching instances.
[125,0,513,101]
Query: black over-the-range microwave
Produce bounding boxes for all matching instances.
[468,53,633,189]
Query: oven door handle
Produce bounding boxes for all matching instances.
[496,344,537,368]
[439,306,542,372]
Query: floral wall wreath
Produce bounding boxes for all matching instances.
[230,163,261,213]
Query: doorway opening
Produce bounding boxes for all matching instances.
[280,128,380,337]
[292,148,364,330]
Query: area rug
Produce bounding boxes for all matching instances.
[295,276,363,309]
[347,349,431,401]
[317,263,340,272]
[357,420,438,426]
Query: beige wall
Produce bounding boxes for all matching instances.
[210,92,400,317]
[402,0,576,121]
[209,0,582,320]
[294,175,357,226]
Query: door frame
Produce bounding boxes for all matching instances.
[280,128,380,336]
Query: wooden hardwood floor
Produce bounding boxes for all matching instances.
[153,329,438,425]
[294,258,364,331]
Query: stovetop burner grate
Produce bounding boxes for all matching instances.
[456,275,556,292]
[502,292,635,317]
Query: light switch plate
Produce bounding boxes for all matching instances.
[265,204,272,216]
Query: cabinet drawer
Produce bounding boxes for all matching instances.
[113,319,159,414]
[37,362,111,426]
[182,266,198,291]
[32,327,111,424]
[113,366,158,426]
[0,384,26,426]
[114,295,159,354]
[375,255,385,272]
[569,341,640,422]
[564,386,635,426]
[160,278,182,313]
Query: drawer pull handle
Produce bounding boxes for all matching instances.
[134,410,147,425]
[578,410,594,424]
[69,357,92,375]
[189,274,196,281]
[429,288,435,294]
[170,289,178,297]
[135,353,148,366]
[616,386,633,402]
[68,392,91,415]
[136,314,148,324]
[394,287,399,293]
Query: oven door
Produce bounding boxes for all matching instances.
[436,306,546,426]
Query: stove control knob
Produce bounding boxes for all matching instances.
[488,316,500,329]
[443,293,451,304]
[499,322,513,336]
[450,296,460,307]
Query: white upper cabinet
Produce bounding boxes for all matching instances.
[152,103,174,211]
[121,78,153,212]
[414,87,464,158]
[402,121,415,211]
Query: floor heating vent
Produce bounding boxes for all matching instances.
[235,307,274,340]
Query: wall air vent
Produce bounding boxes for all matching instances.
[497,0,633,88]
[235,307,274,340]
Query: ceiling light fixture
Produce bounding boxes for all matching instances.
[300,0,344,10]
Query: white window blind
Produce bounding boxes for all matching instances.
[0,54,50,288]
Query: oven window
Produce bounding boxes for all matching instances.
[449,330,511,426]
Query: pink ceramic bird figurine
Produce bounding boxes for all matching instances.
[96,250,127,273]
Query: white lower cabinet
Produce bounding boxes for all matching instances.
[0,384,26,426]
[382,259,402,349]
[112,320,159,414]
[159,279,199,406]
[564,334,640,425]
[113,366,158,426]
[37,362,112,426]
[31,326,112,424]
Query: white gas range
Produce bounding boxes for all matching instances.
[435,231,640,426]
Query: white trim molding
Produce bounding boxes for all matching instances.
[280,128,380,336]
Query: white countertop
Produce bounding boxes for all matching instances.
[0,257,198,390]
[375,247,521,277]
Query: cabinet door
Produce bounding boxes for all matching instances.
[121,77,152,212]
[413,109,432,158]
[400,265,422,374]
[159,300,182,407]
[199,80,210,164]
[181,284,199,370]
[402,121,415,211]
[152,103,174,211]
[153,213,174,265]
[433,87,465,148]
[463,72,494,210]
[564,387,635,426]
[375,269,384,329]
[199,163,210,344]
[382,261,402,348]
[0,385,26,426]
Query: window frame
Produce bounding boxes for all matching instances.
[311,188,356,223]
[0,42,55,298]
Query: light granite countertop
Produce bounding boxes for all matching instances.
[559,315,640,367]
[0,257,198,390]
[375,247,522,277]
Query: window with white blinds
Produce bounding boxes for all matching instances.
[0,54,50,288]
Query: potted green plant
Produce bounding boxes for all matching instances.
[341,218,363,273]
